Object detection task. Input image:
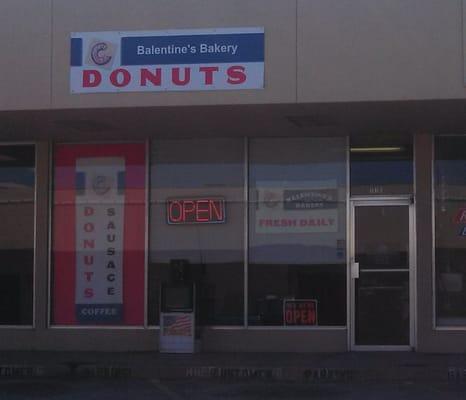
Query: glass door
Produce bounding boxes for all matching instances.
[350,199,414,349]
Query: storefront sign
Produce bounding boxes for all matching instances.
[255,181,339,234]
[283,300,318,326]
[167,198,225,224]
[70,28,264,93]
[53,144,146,325]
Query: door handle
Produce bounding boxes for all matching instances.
[351,262,360,279]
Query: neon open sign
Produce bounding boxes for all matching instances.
[167,198,226,225]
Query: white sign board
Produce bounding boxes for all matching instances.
[70,28,264,93]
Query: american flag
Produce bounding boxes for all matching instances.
[163,315,192,336]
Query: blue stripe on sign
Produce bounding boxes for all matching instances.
[70,38,83,66]
[76,304,123,323]
[117,172,125,195]
[121,33,264,66]
[75,172,85,195]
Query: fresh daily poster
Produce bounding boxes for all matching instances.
[53,143,146,325]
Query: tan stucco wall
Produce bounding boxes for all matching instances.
[298,0,466,103]
[1,0,466,111]
[0,0,52,111]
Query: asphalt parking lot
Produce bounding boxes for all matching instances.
[0,379,465,400]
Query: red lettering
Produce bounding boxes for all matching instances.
[199,66,219,85]
[285,310,293,324]
[301,310,309,324]
[168,198,226,224]
[183,200,195,220]
[110,68,131,87]
[169,201,183,223]
[210,199,223,221]
[83,239,95,249]
[84,223,94,232]
[455,208,466,224]
[172,67,191,86]
[82,70,102,87]
[84,207,95,216]
[84,272,94,282]
[84,255,94,265]
[227,66,246,84]
[140,68,162,86]
[196,200,210,222]
[84,288,94,298]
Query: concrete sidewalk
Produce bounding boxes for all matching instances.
[0,351,465,383]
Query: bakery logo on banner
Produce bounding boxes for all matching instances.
[75,157,125,323]
[86,40,118,69]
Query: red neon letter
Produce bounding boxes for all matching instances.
[141,68,162,86]
[110,68,131,87]
[196,200,210,222]
[169,201,183,223]
[285,310,292,324]
[82,70,102,87]
[172,67,191,86]
[183,200,196,221]
[199,66,219,85]
[210,199,224,221]
[227,66,246,84]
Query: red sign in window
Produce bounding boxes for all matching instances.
[167,198,226,225]
[284,300,318,326]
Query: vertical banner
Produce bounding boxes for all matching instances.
[53,144,146,325]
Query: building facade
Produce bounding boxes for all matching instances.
[1,0,466,352]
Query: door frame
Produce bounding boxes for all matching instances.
[349,196,416,351]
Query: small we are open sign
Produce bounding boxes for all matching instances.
[283,300,318,326]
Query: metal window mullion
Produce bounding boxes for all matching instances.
[244,137,249,328]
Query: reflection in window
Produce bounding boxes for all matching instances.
[435,136,466,326]
[248,138,347,326]
[0,146,35,325]
[149,139,244,326]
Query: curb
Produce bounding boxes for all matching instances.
[0,363,463,384]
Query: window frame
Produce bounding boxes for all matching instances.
[432,135,466,330]
[0,142,37,329]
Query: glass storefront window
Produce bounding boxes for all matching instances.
[435,136,466,326]
[149,139,244,326]
[248,138,347,326]
[0,145,35,325]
